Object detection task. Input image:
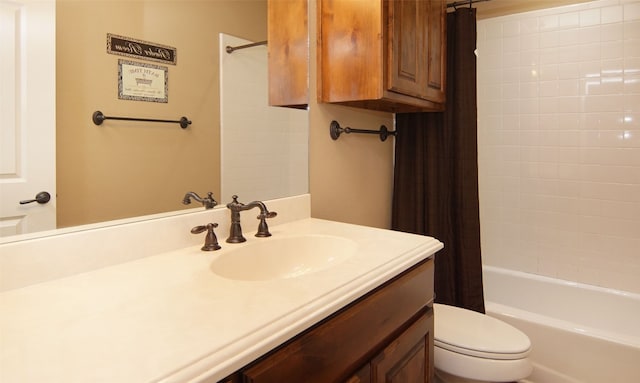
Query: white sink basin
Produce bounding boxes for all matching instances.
[210,234,357,281]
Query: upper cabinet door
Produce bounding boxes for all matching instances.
[268,0,309,108]
[319,0,446,113]
[387,0,425,98]
[388,0,446,104]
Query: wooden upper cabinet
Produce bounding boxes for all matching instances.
[268,0,309,108]
[319,0,446,113]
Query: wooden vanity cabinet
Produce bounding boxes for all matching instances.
[345,309,433,383]
[219,257,434,383]
[368,310,434,382]
[318,0,446,112]
[267,0,309,108]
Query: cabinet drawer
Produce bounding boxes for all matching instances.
[242,258,434,383]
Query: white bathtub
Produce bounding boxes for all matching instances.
[482,266,640,383]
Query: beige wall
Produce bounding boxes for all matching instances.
[308,103,395,229]
[308,0,395,229]
[56,0,267,228]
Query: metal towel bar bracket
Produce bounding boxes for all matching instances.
[329,120,396,142]
[92,110,191,129]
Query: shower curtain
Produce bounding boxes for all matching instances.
[391,8,484,313]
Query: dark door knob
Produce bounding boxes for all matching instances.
[20,191,51,205]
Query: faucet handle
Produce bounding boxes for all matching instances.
[203,192,218,209]
[191,223,222,251]
[255,211,277,237]
[258,211,278,219]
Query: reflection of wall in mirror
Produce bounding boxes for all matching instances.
[55,1,268,229]
[220,33,308,205]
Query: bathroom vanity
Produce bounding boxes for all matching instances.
[220,257,434,383]
[0,195,442,382]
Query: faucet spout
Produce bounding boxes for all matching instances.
[183,191,218,209]
[226,195,277,243]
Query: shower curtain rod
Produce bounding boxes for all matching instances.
[447,0,490,8]
[225,40,268,54]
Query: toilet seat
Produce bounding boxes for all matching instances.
[434,303,531,360]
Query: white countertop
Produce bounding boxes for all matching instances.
[0,218,442,383]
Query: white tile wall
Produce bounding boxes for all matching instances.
[478,0,640,293]
[219,34,308,205]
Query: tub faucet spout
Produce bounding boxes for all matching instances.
[226,195,277,243]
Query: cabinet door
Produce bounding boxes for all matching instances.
[370,309,434,383]
[267,0,308,107]
[319,0,384,103]
[387,0,445,104]
[387,0,426,98]
[345,363,372,383]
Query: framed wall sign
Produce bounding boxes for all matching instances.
[107,34,177,65]
[118,59,168,103]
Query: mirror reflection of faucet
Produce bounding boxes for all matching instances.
[226,195,277,243]
[182,191,218,209]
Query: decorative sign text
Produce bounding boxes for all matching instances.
[107,34,177,65]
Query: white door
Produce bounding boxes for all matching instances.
[0,0,56,237]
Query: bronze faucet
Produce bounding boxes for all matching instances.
[226,195,277,243]
[183,191,218,209]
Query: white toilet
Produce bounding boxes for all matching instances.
[433,303,533,383]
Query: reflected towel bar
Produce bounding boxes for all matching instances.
[447,0,490,9]
[329,120,396,142]
[92,111,191,129]
[225,40,268,54]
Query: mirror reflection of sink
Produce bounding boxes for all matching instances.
[210,234,358,281]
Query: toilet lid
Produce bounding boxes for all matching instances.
[434,303,531,360]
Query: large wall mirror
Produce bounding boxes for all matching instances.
[1,0,308,240]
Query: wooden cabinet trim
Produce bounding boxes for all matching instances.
[424,0,446,104]
[346,363,372,383]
